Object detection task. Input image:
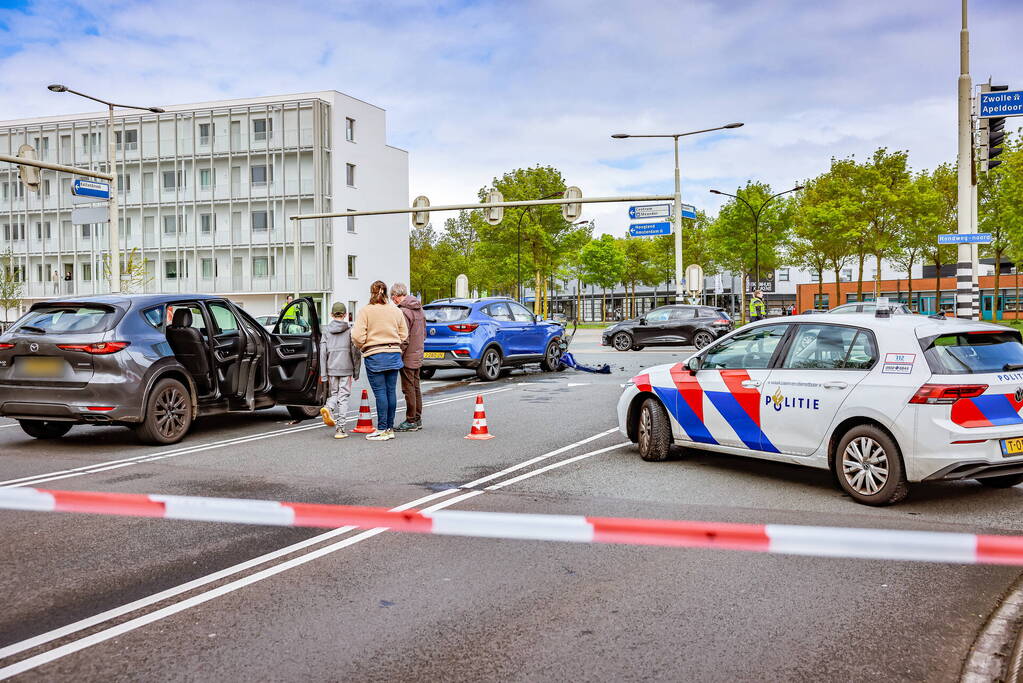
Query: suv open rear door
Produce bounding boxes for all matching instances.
[269,297,322,406]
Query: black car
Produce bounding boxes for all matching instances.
[600,305,733,351]
[0,294,323,445]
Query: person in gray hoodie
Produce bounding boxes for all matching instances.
[319,302,362,439]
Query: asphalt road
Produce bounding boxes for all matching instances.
[0,329,1021,681]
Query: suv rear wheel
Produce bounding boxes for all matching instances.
[834,425,908,505]
[476,348,502,381]
[612,332,633,352]
[136,378,193,445]
[19,420,73,440]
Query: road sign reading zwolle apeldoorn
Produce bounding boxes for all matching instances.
[72,179,110,199]
[938,233,992,244]
[629,221,672,237]
[979,91,1023,118]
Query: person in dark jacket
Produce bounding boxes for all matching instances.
[319,302,362,439]
[391,282,425,432]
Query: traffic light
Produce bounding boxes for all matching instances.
[15,144,39,193]
[988,116,1006,171]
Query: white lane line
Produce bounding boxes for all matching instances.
[0,388,513,489]
[0,437,627,680]
[0,424,19,429]
[0,425,613,667]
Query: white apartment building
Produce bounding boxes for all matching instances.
[0,90,409,318]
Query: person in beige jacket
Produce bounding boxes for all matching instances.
[352,280,409,441]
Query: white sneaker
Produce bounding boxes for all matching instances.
[366,429,395,441]
[334,428,349,439]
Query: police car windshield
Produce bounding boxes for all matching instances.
[924,332,1023,374]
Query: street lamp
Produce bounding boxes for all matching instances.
[515,190,564,305]
[709,185,803,290]
[611,123,743,303]
[47,84,164,294]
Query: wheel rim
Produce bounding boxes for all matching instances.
[842,436,889,495]
[154,387,188,439]
[639,405,652,452]
[484,351,500,378]
[546,343,560,366]
[613,333,631,351]
[694,332,712,348]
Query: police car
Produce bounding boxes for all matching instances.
[617,309,1023,505]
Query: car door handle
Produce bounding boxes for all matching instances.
[741,380,760,388]
[823,381,848,390]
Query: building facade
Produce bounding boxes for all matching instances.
[0,90,409,318]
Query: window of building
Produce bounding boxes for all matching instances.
[81,224,92,239]
[200,213,215,234]
[814,293,830,310]
[199,168,215,189]
[777,268,789,282]
[346,211,356,233]
[252,255,275,277]
[32,136,49,157]
[82,263,92,282]
[348,300,357,321]
[201,257,217,279]
[163,215,185,234]
[251,211,271,232]
[81,132,100,154]
[250,164,273,186]
[164,260,187,279]
[252,118,272,141]
[809,272,820,283]
[2,182,26,200]
[42,179,51,197]
[347,254,357,278]
[117,173,131,192]
[3,223,25,240]
[118,216,131,237]
[114,129,138,151]
[198,123,213,145]
[345,117,355,142]
[34,222,51,239]
[162,170,185,190]
[346,163,355,187]
[840,269,852,282]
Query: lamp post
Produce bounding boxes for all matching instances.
[611,123,743,303]
[515,190,564,305]
[709,185,803,289]
[47,84,164,294]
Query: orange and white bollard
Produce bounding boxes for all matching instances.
[351,389,375,433]
[464,394,495,440]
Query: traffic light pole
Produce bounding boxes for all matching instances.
[955,0,976,320]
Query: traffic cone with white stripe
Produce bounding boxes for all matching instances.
[465,394,495,440]
[351,389,375,433]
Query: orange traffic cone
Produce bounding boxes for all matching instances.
[351,389,375,433]
[465,394,495,440]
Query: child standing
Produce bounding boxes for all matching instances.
[319,302,361,439]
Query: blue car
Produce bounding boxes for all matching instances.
[421,297,566,381]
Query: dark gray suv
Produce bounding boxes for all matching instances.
[0,294,323,445]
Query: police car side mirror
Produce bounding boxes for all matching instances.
[686,355,702,373]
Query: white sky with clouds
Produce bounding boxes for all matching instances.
[1,0,1022,236]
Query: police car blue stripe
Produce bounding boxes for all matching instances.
[705,391,780,453]
[971,394,1023,426]
[653,387,718,445]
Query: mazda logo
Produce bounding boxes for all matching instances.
[1015,387,1023,403]
[29,343,38,353]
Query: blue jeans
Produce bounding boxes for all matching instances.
[364,353,403,431]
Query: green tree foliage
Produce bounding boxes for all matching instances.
[791,172,854,307]
[920,163,958,308]
[0,247,24,321]
[892,172,940,309]
[580,234,625,320]
[618,235,658,317]
[857,148,912,295]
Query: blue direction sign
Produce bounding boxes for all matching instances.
[630,221,672,237]
[938,233,992,244]
[680,203,697,220]
[979,90,1023,118]
[72,179,110,199]
[629,203,671,220]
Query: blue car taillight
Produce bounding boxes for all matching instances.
[448,323,479,333]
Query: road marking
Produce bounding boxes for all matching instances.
[0,424,19,429]
[0,427,621,670]
[566,382,591,387]
[0,388,513,490]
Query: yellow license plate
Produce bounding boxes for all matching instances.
[423,352,444,359]
[21,357,64,377]
[1001,438,1023,457]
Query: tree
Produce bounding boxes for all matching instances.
[0,247,24,321]
[791,173,855,309]
[891,172,938,311]
[857,148,912,296]
[992,133,1023,319]
[648,234,675,307]
[921,163,958,312]
[103,248,152,294]
[618,235,657,317]
[580,234,624,321]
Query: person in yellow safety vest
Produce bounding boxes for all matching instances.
[749,289,767,321]
[281,294,306,333]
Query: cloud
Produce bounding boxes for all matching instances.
[2,0,1023,237]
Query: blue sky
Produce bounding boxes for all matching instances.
[1,0,1022,235]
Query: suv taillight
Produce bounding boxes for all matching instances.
[909,383,988,405]
[713,319,731,325]
[448,324,479,333]
[0,343,13,350]
[56,341,130,355]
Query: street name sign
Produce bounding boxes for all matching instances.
[979,90,1023,118]
[72,179,110,199]
[71,206,109,225]
[628,203,671,220]
[679,203,697,220]
[938,233,992,244]
[629,221,672,237]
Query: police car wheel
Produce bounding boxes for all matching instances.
[976,473,1023,488]
[834,425,908,506]
[693,331,714,349]
[612,332,633,352]
[637,398,672,462]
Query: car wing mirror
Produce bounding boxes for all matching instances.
[638,317,647,325]
[686,355,702,374]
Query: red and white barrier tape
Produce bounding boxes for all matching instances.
[2,487,1022,565]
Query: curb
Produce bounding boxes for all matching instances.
[962,574,1023,682]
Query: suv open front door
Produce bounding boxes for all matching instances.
[269,297,322,406]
